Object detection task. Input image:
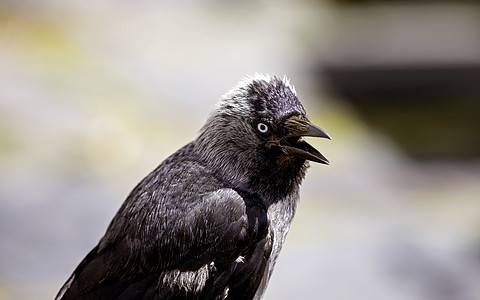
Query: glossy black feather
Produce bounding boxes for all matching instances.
[57,143,272,299]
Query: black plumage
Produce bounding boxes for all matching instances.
[56,74,331,300]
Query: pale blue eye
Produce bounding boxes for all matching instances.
[257,123,268,133]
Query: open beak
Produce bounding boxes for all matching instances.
[279,116,331,165]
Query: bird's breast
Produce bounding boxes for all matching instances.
[253,195,297,299]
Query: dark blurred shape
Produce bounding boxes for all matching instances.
[322,63,480,160]
[317,2,480,161]
[323,64,480,100]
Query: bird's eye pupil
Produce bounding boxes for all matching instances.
[257,123,268,133]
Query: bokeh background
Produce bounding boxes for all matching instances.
[1,0,480,299]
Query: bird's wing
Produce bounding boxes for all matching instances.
[57,186,272,300]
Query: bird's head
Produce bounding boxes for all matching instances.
[195,74,331,193]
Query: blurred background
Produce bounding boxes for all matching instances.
[1,0,480,299]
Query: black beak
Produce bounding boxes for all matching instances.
[279,116,331,165]
[305,123,332,140]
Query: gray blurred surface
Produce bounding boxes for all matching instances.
[1,1,480,299]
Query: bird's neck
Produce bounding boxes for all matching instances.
[249,158,308,206]
[192,137,308,207]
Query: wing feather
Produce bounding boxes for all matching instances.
[57,156,271,299]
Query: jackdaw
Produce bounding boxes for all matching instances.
[56,74,331,300]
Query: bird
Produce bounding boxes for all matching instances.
[56,74,331,300]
